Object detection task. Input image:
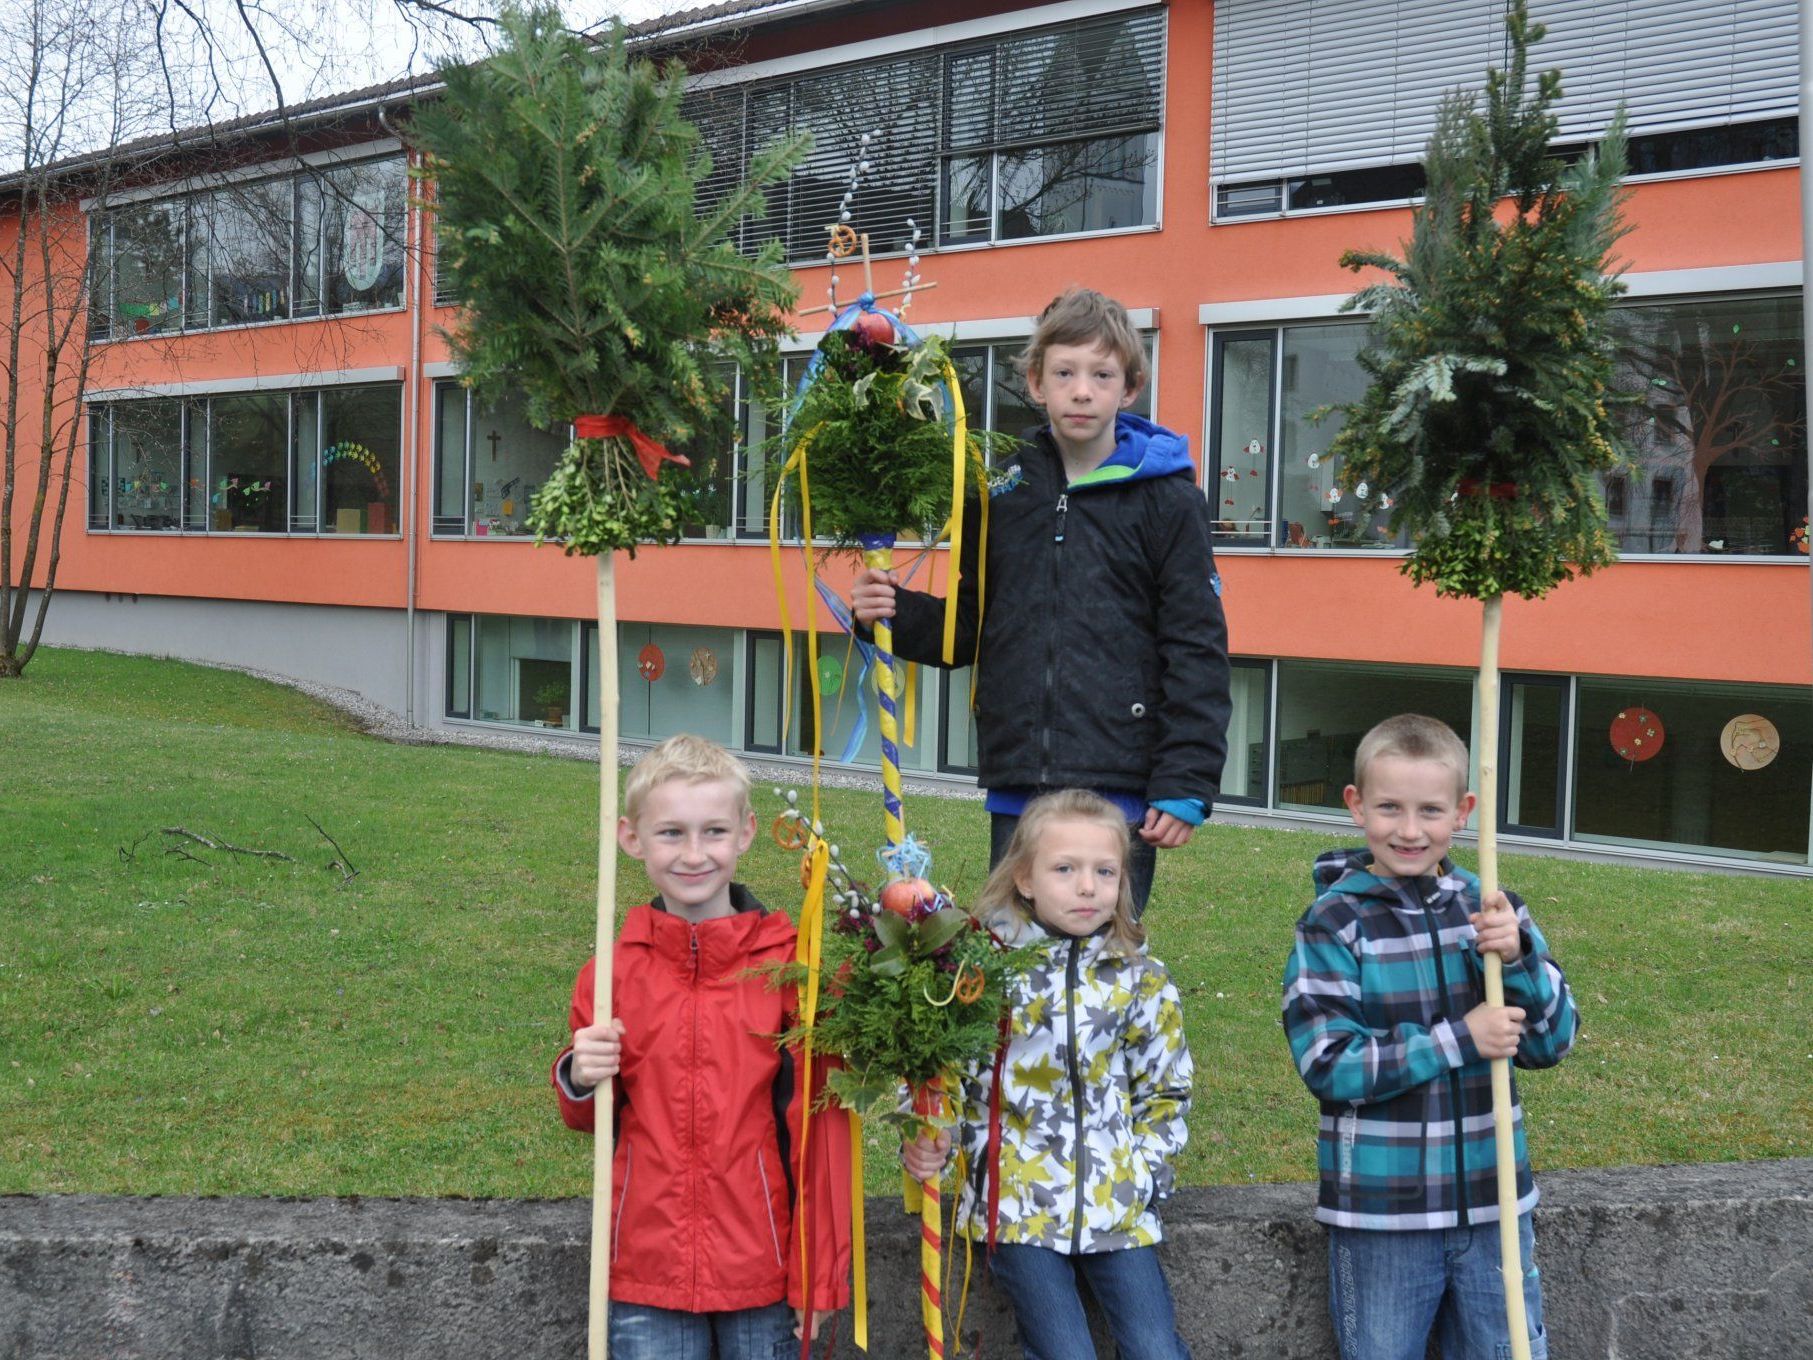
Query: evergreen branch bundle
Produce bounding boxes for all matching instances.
[774,807,1031,1132]
[411,5,804,556]
[1328,0,1630,600]
[778,324,1008,553]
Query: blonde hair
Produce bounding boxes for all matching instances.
[1353,714,1471,800]
[1017,287,1146,393]
[623,733,753,822]
[974,789,1145,956]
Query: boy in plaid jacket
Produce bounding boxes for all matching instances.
[1281,714,1578,1360]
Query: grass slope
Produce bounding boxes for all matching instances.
[3,647,1807,1199]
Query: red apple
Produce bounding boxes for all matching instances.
[849,309,894,346]
[879,877,932,917]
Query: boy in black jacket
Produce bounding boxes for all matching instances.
[852,288,1230,912]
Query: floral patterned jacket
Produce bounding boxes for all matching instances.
[948,909,1193,1254]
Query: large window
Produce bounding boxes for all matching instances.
[432,382,569,537]
[87,384,400,535]
[683,9,1162,261]
[1608,293,1807,556]
[1209,322,1396,550]
[90,155,406,341]
[97,400,186,531]
[450,616,744,744]
[1274,661,1474,812]
[1574,677,1810,863]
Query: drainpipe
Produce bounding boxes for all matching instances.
[1803,2,1813,697]
[379,102,422,728]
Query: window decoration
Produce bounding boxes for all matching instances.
[87,385,399,536]
[637,643,665,682]
[1609,707,1665,763]
[1720,714,1780,771]
[689,647,718,687]
[90,155,406,341]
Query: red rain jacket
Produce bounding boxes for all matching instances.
[552,889,852,1314]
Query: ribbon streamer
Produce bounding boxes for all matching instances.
[573,413,690,480]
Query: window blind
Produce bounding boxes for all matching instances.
[1212,0,1798,188]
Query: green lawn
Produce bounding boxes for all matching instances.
[3,647,1808,1199]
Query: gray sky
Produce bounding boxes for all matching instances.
[0,0,706,166]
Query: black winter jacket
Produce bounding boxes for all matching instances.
[888,422,1230,809]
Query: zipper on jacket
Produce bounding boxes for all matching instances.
[689,923,700,1302]
[612,1143,633,1263]
[1422,894,1469,1226]
[1038,491,1069,783]
[1064,938,1087,1253]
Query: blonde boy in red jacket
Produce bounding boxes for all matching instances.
[553,735,850,1358]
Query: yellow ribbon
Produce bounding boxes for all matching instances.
[851,1108,868,1348]
[942,367,969,667]
[792,837,829,1335]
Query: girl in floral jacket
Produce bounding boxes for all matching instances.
[903,789,1195,1360]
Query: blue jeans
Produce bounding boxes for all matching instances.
[1327,1213,1548,1360]
[609,1300,796,1360]
[988,1244,1191,1360]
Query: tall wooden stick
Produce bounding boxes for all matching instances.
[588,553,619,1360]
[1475,595,1530,1360]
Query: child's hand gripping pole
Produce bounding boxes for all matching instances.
[1475,596,1532,1360]
[859,533,907,851]
[906,1079,948,1360]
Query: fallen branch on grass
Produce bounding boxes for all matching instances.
[161,827,295,862]
[306,815,358,886]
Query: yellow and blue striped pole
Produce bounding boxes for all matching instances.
[859,533,908,851]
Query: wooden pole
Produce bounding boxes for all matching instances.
[1476,594,1530,1360]
[588,552,619,1360]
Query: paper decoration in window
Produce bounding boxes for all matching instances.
[637,643,665,682]
[321,442,392,500]
[1609,707,1664,762]
[1719,714,1780,771]
[342,187,387,292]
[817,654,844,696]
[688,647,718,687]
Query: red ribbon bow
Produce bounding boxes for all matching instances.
[574,414,690,480]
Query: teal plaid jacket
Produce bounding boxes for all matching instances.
[1282,849,1579,1230]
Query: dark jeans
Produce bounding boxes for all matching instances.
[1326,1213,1547,1360]
[989,812,1158,918]
[988,1243,1191,1360]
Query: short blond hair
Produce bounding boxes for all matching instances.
[1017,287,1146,393]
[974,789,1145,956]
[1353,715,1471,799]
[623,734,752,822]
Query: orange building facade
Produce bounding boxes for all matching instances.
[34,0,1813,869]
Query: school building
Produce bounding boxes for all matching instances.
[31,0,1813,871]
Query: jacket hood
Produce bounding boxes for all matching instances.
[1066,413,1194,489]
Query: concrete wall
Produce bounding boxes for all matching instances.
[3,1160,1807,1360]
[34,589,437,725]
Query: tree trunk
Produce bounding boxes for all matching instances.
[1476,595,1530,1360]
[589,552,618,1360]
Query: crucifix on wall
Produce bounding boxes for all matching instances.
[487,429,502,462]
